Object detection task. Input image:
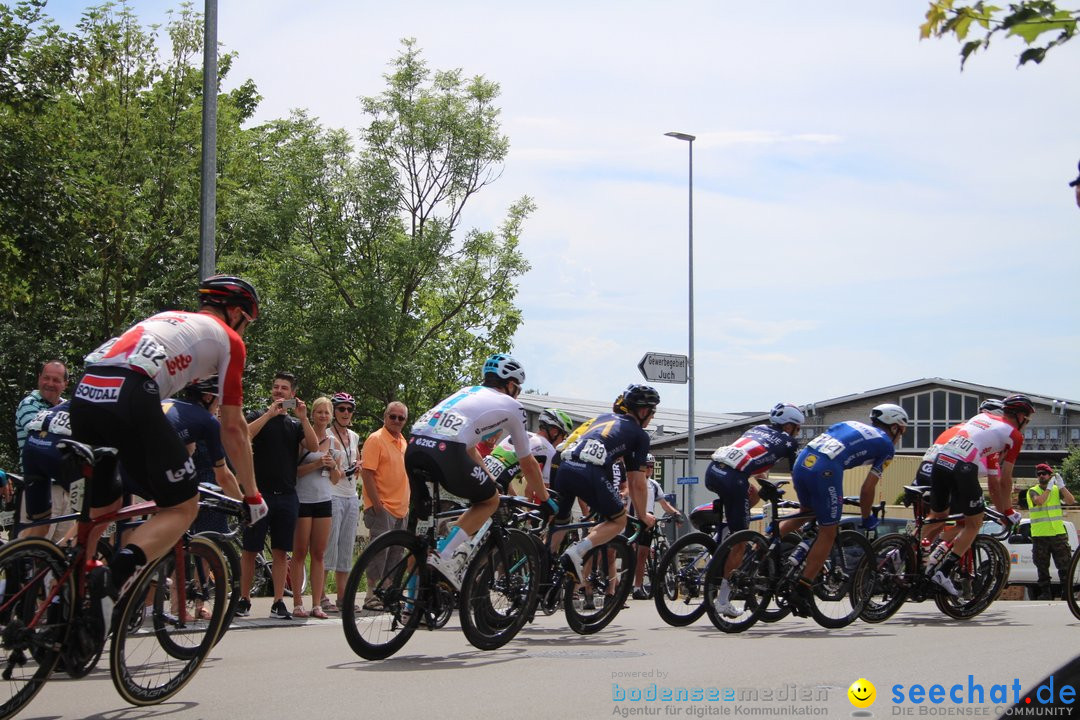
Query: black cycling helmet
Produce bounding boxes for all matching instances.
[186,376,219,396]
[1001,394,1035,416]
[616,384,660,414]
[198,274,259,319]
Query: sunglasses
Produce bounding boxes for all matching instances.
[388,413,407,421]
[1038,472,1051,476]
[335,406,354,413]
[507,381,521,399]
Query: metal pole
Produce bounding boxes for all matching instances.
[198,0,218,280]
[687,138,695,485]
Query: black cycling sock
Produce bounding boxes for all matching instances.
[111,544,148,589]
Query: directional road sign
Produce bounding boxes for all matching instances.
[637,352,688,384]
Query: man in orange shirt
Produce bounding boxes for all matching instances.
[359,401,410,609]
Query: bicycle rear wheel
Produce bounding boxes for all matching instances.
[110,536,229,705]
[759,533,800,623]
[808,530,873,629]
[861,534,917,623]
[653,532,715,627]
[703,530,771,633]
[1066,547,1080,621]
[459,529,538,650]
[934,535,1008,620]
[195,531,240,646]
[564,535,634,635]
[341,530,425,660]
[0,538,74,720]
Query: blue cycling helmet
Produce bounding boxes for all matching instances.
[482,353,525,384]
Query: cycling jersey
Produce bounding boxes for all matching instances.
[483,432,556,492]
[917,421,1000,483]
[163,399,226,468]
[411,385,531,455]
[83,311,246,406]
[21,401,76,518]
[934,412,1023,474]
[706,423,799,533]
[792,421,896,526]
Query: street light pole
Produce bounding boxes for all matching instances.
[198,0,218,280]
[665,131,696,485]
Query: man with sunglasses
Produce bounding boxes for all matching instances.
[1027,462,1075,600]
[70,274,268,640]
[406,353,551,591]
[357,400,410,610]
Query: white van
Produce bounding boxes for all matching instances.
[981,518,1078,598]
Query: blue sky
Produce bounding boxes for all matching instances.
[51,1,1080,412]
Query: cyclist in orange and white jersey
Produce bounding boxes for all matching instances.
[923,394,1032,594]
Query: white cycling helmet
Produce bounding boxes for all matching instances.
[979,398,1004,413]
[769,402,805,427]
[870,403,909,428]
[482,353,525,384]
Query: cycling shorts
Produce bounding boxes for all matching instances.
[704,462,751,533]
[404,439,498,521]
[791,451,843,526]
[69,367,196,509]
[551,459,625,522]
[929,455,984,516]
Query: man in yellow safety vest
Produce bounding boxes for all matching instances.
[1027,463,1075,600]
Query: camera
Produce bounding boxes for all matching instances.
[280,398,297,410]
[345,465,357,478]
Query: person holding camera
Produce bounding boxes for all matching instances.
[322,392,364,613]
[1027,462,1075,600]
[238,372,319,620]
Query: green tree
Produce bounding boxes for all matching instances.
[1059,446,1080,493]
[922,1,1079,67]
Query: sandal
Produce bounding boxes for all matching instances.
[362,597,385,612]
[321,598,339,613]
[293,605,308,618]
[310,606,328,619]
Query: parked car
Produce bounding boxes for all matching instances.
[980,517,1078,598]
[838,514,909,538]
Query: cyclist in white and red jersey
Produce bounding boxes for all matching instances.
[923,393,1032,594]
[70,275,268,637]
[406,353,552,589]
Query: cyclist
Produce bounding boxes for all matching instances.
[19,400,79,542]
[630,453,683,599]
[789,404,907,613]
[70,274,268,638]
[163,376,243,504]
[483,407,574,496]
[705,402,804,617]
[406,353,551,590]
[553,384,659,584]
[921,394,1032,595]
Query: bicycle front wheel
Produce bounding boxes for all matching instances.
[459,529,538,650]
[1067,546,1080,621]
[808,530,873,629]
[564,535,634,635]
[341,530,425,660]
[0,537,74,720]
[934,535,1008,620]
[653,532,715,627]
[703,530,771,633]
[195,531,241,646]
[110,536,229,705]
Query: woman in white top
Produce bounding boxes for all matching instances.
[291,396,339,618]
[323,392,362,613]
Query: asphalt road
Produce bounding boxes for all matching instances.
[16,596,1080,720]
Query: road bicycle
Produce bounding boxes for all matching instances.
[863,483,1011,623]
[0,440,231,719]
[636,515,679,600]
[340,475,538,659]
[701,478,878,632]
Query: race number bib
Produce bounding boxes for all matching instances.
[807,434,845,460]
[430,411,466,437]
[578,438,608,466]
[712,444,750,469]
[128,335,167,376]
[942,435,975,458]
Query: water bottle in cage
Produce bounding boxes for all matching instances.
[924,540,952,574]
[786,537,812,567]
[879,547,902,573]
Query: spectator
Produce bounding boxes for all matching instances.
[322,392,362,614]
[359,401,410,610]
[1027,463,1075,600]
[238,372,318,620]
[1069,159,1080,209]
[631,454,682,599]
[291,396,337,619]
[15,360,68,457]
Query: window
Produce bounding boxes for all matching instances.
[899,389,981,451]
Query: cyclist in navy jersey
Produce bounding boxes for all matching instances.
[19,401,79,541]
[553,384,659,582]
[707,402,803,617]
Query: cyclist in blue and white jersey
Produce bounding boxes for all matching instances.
[553,384,659,582]
[406,353,551,590]
[484,407,573,495]
[707,402,803,617]
[789,404,908,613]
[19,400,79,541]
